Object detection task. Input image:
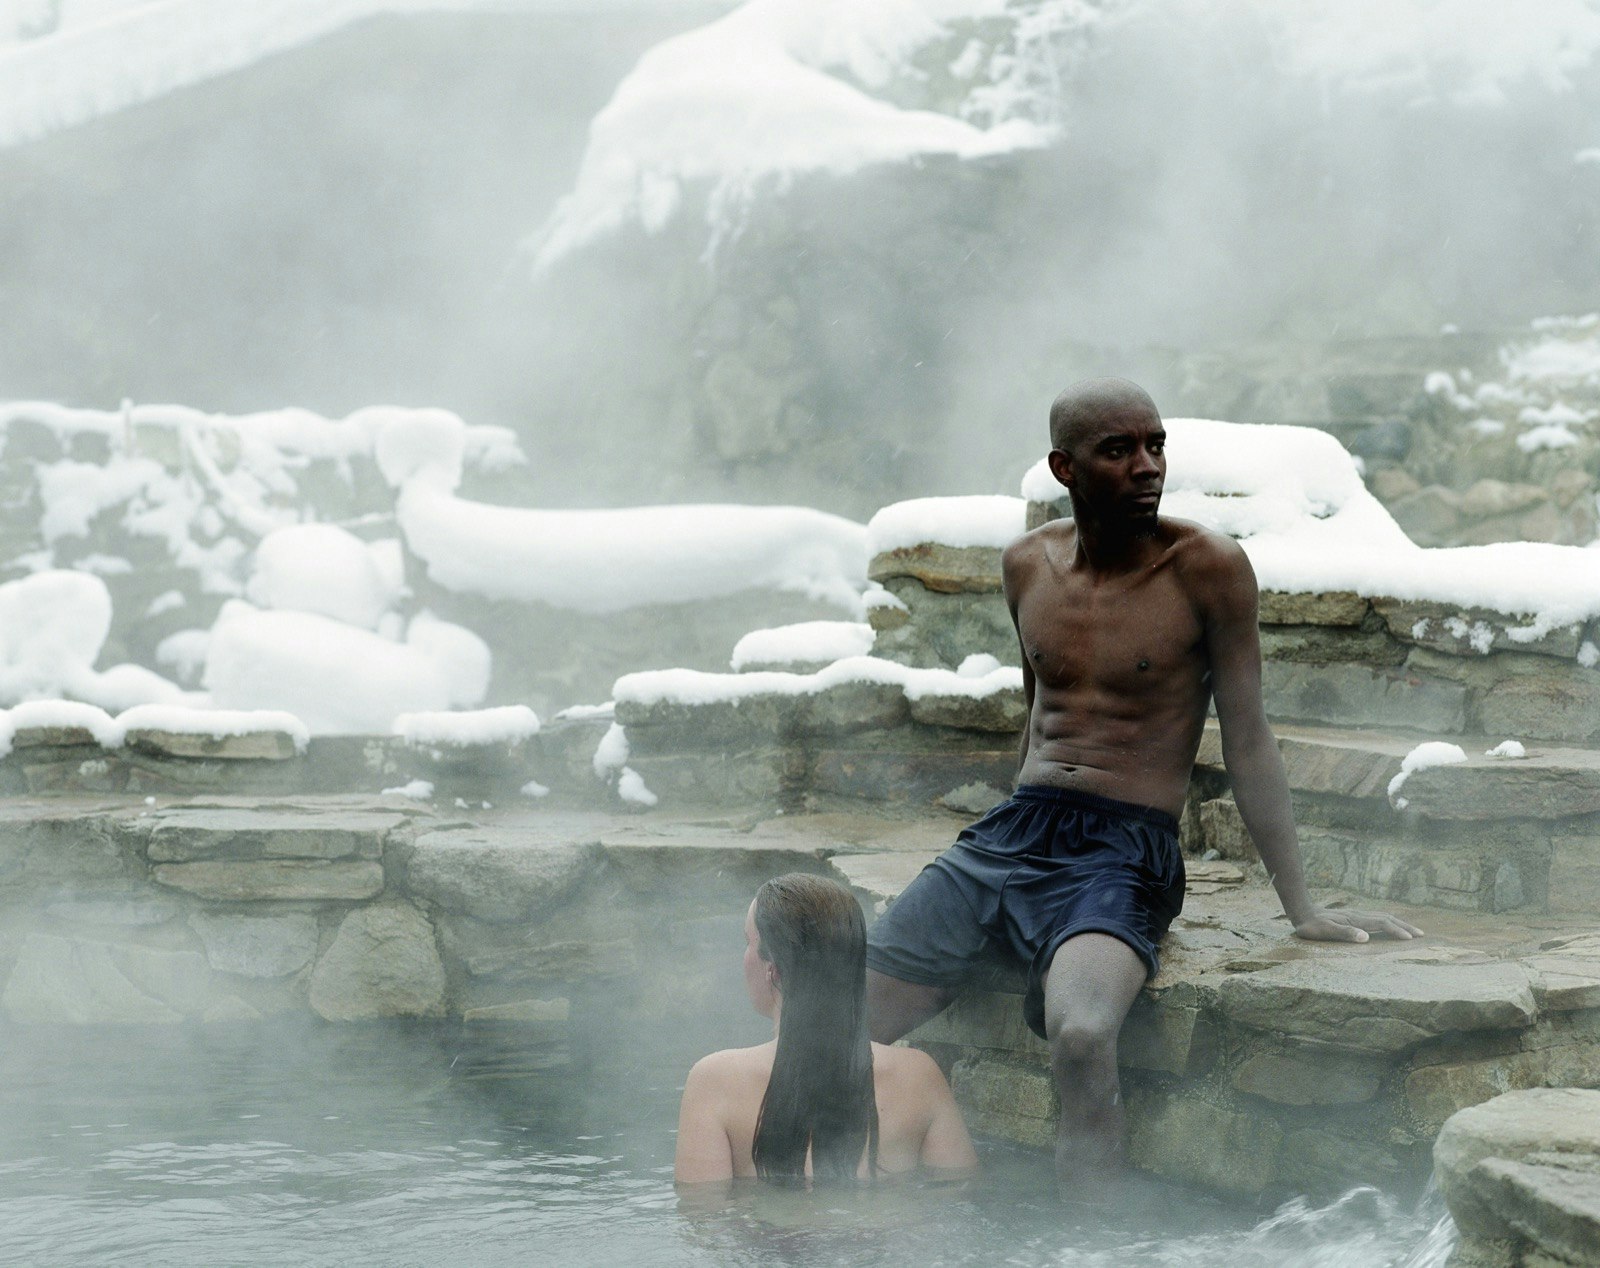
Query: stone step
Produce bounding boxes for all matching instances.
[1193,720,1600,914]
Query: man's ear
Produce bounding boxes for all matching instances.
[1046,448,1073,490]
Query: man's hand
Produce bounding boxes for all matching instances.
[1293,907,1424,943]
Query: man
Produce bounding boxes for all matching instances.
[865,378,1421,1189]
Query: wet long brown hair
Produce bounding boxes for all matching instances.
[750,873,880,1183]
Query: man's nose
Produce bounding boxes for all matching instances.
[1132,447,1161,478]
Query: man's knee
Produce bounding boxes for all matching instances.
[1046,1009,1119,1068]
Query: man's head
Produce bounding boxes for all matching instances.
[1046,378,1165,529]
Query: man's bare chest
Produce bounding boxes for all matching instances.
[1016,571,1205,696]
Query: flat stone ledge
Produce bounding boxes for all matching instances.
[124,728,301,761]
[1436,1089,1600,1266]
[868,544,1003,593]
[150,859,386,901]
[1213,955,1537,1053]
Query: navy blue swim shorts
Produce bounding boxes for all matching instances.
[865,786,1186,1039]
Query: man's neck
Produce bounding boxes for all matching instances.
[1068,506,1160,575]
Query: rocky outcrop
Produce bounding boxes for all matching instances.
[1436,1088,1600,1267]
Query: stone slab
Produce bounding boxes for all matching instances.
[1258,590,1370,627]
[406,828,601,923]
[308,901,446,1021]
[151,859,385,901]
[908,687,1025,733]
[1435,1088,1600,1254]
[125,728,299,761]
[1213,954,1537,1053]
[1373,598,1585,660]
[143,805,402,861]
[1125,1087,1285,1197]
[868,544,1004,594]
[810,748,1018,806]
[1,932,230,1024]
[189,912,319,978]
[1230,1046,1383,1105]
[1263,661,1467,732]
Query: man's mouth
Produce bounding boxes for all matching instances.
[1130,490,1161,506]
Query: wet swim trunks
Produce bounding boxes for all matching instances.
[865,786,1186,1039]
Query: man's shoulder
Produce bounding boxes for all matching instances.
[1002,518,1074,571]
[1163,517,1250,572]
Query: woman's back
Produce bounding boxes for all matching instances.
[675,1039,976,1183]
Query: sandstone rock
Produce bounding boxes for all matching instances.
[935,781,1008,816]
[831,850,939,908]
[1370,468,1421,503]
[1388,485,1462,545]
[1258,623,1406,667]
[908,686,1025,732]
[189,912,319,978]
[1262,661,1466,731]
[308,902,446,1021]
[1459,479,1549,522]
[1198,797,1254,861]
[463,997,569,1024]
[1257,590,1370,627]
[868,544,1003,594]
[124,728,299,760]
[804,681,909,735]
[1125,1087,1285,1197]
[1120,1002,1218,1078]
[1214,956,1537,1053]
[1,932,221,1024]
[1231,1046,1382,1105]
[151,859,385,901]
[1435,1088,1600,1262]
[870,581,1018,671]
[950,1054,1054,1149]
[1298,829,1488,910]
[625,750,789,806]
[1374,598,1582,660]
[143,805,399,862]
[406,828,601,924]
[1548,835,1600,916]
[11,725,100,748]
[43,895,181,927]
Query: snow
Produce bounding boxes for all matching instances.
[382,779,435,799]
[0,0,557,149]
[1018,418,1600,639]
[533,0,1048,266]
[1516,424,1580,452]
[861,584,908,615]
[730,620,873,670]
[393,705,540,747]
[6,699,122,746]
[520,778,550,799]
[1581,641,1600,669]
[593,722,630,777]
[867,496,1027,554]
[1387,741,1469,804]
[616,766,658,807]
[957,653,1002,677]
[145,590,186,618]
[202,602,489,735]
[116,703,311,753]
[614,654,1021,707]
[247,524,401,630]
[397,485,868,614]
[155,629,209,682]
[1485,740,1527,758]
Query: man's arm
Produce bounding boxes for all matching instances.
[1002,541,1035,777]
[1198,537,1421,943]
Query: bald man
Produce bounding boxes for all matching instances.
[865,379,1421,1191]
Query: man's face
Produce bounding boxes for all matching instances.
[1051,406,1166,527]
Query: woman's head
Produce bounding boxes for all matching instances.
[744,873,867,1018]
[746,873,878,1182]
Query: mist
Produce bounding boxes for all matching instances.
[2,0,1597,518]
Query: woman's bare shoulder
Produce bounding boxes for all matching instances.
[687,1043,774,1085]
[869,1041,946,1087]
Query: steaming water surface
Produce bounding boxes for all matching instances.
[0,1024,1454,1266]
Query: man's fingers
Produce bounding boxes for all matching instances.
[1349,910,1424,939]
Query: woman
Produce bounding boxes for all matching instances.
[674,873,977,1184]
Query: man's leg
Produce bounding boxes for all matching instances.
[866,969,955,1044]
[1042,933,1147,1191]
